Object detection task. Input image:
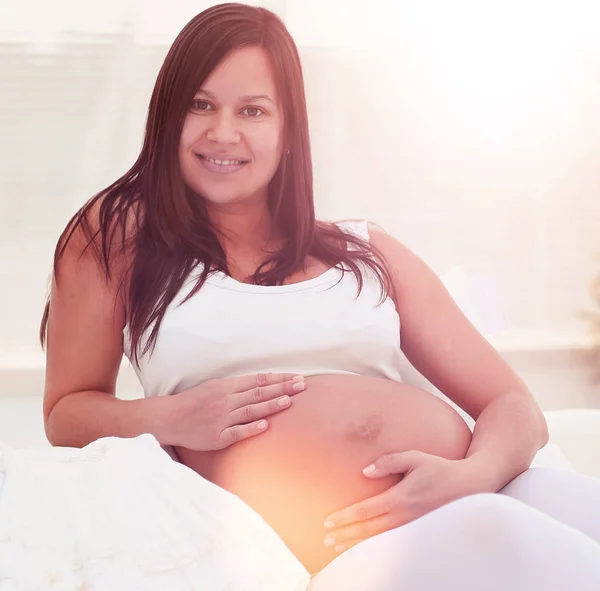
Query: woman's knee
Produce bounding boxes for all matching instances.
[501,467,559,497]
[443,491,528,518]
[436,493,538,543]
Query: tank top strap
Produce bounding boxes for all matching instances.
[334,219,370,249]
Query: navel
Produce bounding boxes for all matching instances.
[344,413,383,442]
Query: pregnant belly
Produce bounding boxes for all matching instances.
[176,374,472,573]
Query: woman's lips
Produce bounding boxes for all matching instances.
[196,153,248,174]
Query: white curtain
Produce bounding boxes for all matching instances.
[1,0,600,363]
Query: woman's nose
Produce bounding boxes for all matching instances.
[206,113,240,144]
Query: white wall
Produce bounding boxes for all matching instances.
[2,2,600,359]
[1,1,600,447]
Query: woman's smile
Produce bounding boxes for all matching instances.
[196,153,249,174]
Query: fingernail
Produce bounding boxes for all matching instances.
[292,375,305,382]
[323,537,335,547]
[334,545,347,554]
[324,520,334,529]
[363,464,376,475]
[257,420,267,430]
[278,396,290,407]
[293,381,306,391]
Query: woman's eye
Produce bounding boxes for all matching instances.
[192,100,213,111]
[242,106,263,117]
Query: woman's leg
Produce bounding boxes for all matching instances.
[308,493,600,591]
[500,467,600,544]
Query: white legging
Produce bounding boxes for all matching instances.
[308,468,600,591]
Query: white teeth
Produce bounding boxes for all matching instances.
[205,156,244,166]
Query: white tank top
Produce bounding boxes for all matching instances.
[123,220,404,397]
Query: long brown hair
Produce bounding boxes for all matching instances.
[40,3,393,365]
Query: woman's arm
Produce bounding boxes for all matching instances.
[43,214,177,447]
[45,391,177,448]
[368,222,549,490]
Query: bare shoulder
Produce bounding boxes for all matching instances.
[361,221,440,303]
[56,194,141,290]
[361,221,417,267]
[50,192,144,335]
[331,218,417,265]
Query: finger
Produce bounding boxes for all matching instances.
[228,394,293,425]
[324,538,366,556]
[230,377,306,410]
[330,538,365,555]
[324,514,399,547]
[218,419,269,448]
[363,451,421,478]
[229,372,304,393]
[324,490,394,529]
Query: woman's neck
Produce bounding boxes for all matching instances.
[208,202,282,253]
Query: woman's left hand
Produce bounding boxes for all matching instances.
[323,451,489,553]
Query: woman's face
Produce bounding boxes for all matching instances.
[179,46,285,208]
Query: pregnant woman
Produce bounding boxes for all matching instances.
[20,2,600,590]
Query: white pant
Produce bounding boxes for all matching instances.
[309,467,600,590]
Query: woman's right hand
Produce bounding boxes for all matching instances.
[167,373,306,451]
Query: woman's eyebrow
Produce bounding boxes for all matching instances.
[196,88,275,104]
[196,88,216,98]
[241,94,275,104]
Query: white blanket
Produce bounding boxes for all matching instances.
[0,435,310,591]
